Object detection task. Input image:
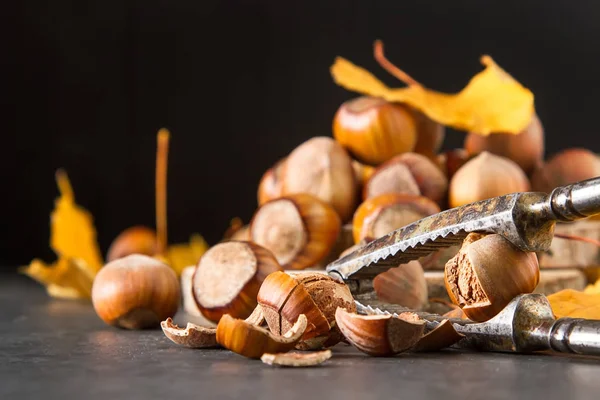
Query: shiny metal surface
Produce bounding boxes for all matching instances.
[326,177,600,281]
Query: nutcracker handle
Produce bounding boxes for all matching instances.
[549,318,600,356]
[549,177,600,221]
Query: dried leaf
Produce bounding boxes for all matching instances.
[166,234,209,276]
[547,289,600,319]
[20,257,94,299]
[330,43,534,135]
[584,278,600,295]
[21,170,101,300]
[50,170,103,274]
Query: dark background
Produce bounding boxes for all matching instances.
[3,1,600,268]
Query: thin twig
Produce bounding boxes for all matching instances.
[373,39,421,87]
[554,232,600,248]
[156,128,170,256]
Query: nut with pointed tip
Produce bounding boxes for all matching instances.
[332,96,417,166]
[373,261,428,311]
[465,114,544,176]
[257,271,356,350]
[250,194,341,270]
[261,349,332,367]
[353,193,440,243]
[161,318,218,348]
[257,157,286,206]
[106,226,158,262]
[444,233,540,322]
[449,151,530,208]
[192,241,282,323]
[281,136,357,222]
[335,308,426,356]
[216,313,307,359]
[92,254,180,329]
[531,148,600,194]
[364,153,448,205]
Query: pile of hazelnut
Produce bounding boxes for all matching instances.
[90,97,600,364]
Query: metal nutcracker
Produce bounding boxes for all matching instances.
[326,177,600,356]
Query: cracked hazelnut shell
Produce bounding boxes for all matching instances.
[444,233,539,322]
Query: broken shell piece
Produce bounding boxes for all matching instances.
[413,319,464,352]
[257,271,356,350]
[335,308,425,357]
[160,318,218,349]
[261,349,332,367]
[216,313,307,359]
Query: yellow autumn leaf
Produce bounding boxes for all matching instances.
[584,278,600,295]
[22,170,102,300]
[166,233,209,276]
[20,257,95,300]
[330,41,534,135]
[51,170,103,274]
[547,289,600,319]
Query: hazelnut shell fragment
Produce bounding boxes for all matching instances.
[257,271,355,350]
[261,349,332,367]
[413,319,464,352]
[216,313,307,359]
[335,308,426,356]
[161,318,219,349]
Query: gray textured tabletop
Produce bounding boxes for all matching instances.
[2,273,600,400]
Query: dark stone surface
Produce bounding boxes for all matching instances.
[2,273,600,400]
